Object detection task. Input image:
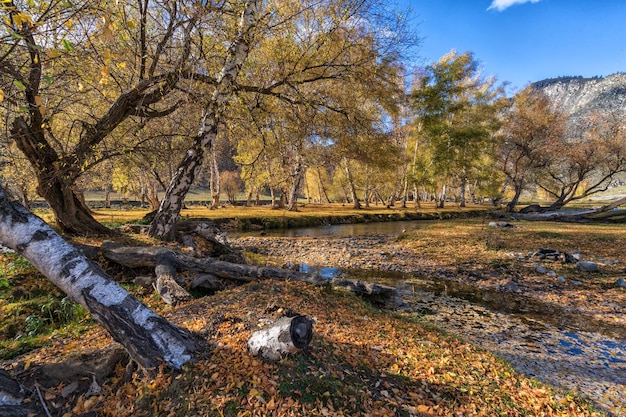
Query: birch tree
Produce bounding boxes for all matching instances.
[149,0,414,237]
[148,0,260,239]
[411,51,505,208]
[0,187,195,369]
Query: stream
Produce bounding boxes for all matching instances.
[232,221,626,416]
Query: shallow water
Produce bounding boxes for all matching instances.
[232,219,424,238]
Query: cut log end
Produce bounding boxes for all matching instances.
[248,315,314,361]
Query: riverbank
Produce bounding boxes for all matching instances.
[232,218,626,416]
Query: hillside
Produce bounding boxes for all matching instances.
[533,73,626,121]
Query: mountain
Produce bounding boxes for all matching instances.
[532,73,626,122]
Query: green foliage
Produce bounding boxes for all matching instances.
[411,50,507,203]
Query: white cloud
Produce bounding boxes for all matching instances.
[487,0,541,12]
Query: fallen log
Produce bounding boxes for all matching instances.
[99,243,329,286]
[155,252,193,305]
[77,243,399,306]
[248,315,314,361]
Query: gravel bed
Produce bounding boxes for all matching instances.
[233,234,626,416]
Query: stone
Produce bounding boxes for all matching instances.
[576,261,599,272]
[572,280,583,286]
[500,280,521,293]
[536,266,548,274]
[488,221,514,228]
[547,270,557,277]
[616,278,626,288]
[557,276,567,283]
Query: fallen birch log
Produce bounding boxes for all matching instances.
[248,315,314,361]
[75,243,399,306]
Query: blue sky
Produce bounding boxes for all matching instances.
[398,0,626,94]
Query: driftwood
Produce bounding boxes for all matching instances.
[513,197,626,223]
[77,242,399,306]
[248,315,314,361]
[99,242,329,286]
[0,369,38,417]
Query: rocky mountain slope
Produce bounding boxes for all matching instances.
[533,73,626,121]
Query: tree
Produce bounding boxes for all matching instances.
[495,87,565,211]
[0,0,199,234]
[0,187,195,369]
[221,170,244,205]
[535,111,626,210]
[148,0,260,239]
[149,0,415,237]
[411,51,505,208]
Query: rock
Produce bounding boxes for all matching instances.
[0,370,24,406]
[616,278,626,288]
[572,280,583,286]
[557,276,567,283]
[500,280,521,293]
[576,261,599,272]
[536,266,548,274]
[547,270,557,277]
[488,221,514,228]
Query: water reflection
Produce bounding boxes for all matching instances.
[233,220,421,238]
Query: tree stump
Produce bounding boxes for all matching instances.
[248,315,313,361]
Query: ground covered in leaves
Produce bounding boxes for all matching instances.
[2,211,622,416]
[5,280,603,416]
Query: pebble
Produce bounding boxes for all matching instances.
[536,266,548,274]
[577,261,599,272]
[616,278,626,289]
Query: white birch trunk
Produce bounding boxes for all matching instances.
[0,188,195,370]
[149,0,259,239]
[248,316,313,361]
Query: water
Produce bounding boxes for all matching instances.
[231,219,424,238]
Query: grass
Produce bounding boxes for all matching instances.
[0,256,92,359]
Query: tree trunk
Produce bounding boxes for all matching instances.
[148,0,259,240]
[343,159,360,209]
[364,168,371,208]
[210,146,221,210]
[0,188,195,370]
[506,183,523,212]
[105,187,112,209]
[11,117,111,235]
[316,167,331,204]
[248,315,313,361]
[459,177,467,208]
[438,184,447,209]
[147,180,161,210]
[44,179,111,235]
[287,158,303,212]
[155,252,194,306]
